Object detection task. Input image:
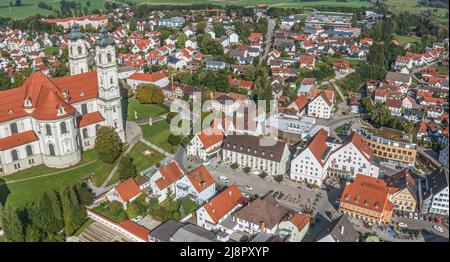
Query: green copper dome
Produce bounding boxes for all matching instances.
[95,27,116,47]
[68,23,85,41]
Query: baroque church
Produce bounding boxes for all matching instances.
[0,24,125,175]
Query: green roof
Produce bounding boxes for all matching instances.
[95,27,115,47]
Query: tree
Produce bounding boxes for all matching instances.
[118,156,138,181]
[196,22,207,34]
[25,224,42,242]
[75,183,94,206]
[60,187,86,236]
[176,33,188,49]
[274,175,284,183]
[213,22,225,37]
[15,0,21,7]
[0,206,24,242]
[86,0,91,7]
[126,201,140,218]
[28,192,63,234]
[94,126,123,164]
[231,163,239,169]
[168,133,181,146]
[135,84,164,104]
[243,167,251,173]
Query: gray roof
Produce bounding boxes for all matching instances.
[68,23,85,41]
[206,60,227,67]
[424,166,449,199]
[222,134,288,162]
[149,219,184,242]
[95,27,115,47]
[171,224,219,242]
[315,214,359,242]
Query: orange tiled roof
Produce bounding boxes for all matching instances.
[197,127,225,149]
[115,178,142,202]
[202,185,242,224]
[187,165,215,193]
[155,161,184,190]
[290,214,310,232]
[128,71,167,83]
[77,111,105,128]
[0,130,39,151]
[340,174,393,213]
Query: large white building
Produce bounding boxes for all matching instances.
[419,167,449,216]
[221,134,290,176]
[0,24,125,175]
[290,129,380,186]
[186,127,224,162]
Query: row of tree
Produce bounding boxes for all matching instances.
[0,183,93,242]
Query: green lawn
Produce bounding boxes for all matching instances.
[42,46,60,55]
[141,121,177,154]
[436,64,449,75]
[1,0,373,19]
[0,150,114,208]
[127,142,164,172]
[381,0,448,24]
[393,33,421,46]
[130,0,373,8]
[0,0,104,19]
[127,98,168,121]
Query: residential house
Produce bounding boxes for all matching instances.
[106,178,142,209]
[150,161,185,203]
[315,214,359,242]
[419,166,449,215]
[186,127,225,161]
[386,169,418,213]
[276,213,310,242]
[175,165,216,205]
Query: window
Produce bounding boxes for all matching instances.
[45,124,52,136]
[107,53,112,63]
[11,150,19,161]
[26,145,33,157]
[82,128,89,139]
[10,123,18,134]
[60,122,68,134]
[81,104,88,114]
[77,46,82,55]
[48,144,55,156]
[98,54,102,63]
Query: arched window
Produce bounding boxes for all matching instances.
[10,123,18,134]
[45,124,52,136]
[11,150,19,161]
[77,46,82,55]
[82,128,89,139]
[98,54,102,64]
[48,144,55,156]
[70,46,73,55]
[26,145,33,157]
[60,122,68,134]
[107,53,112,63]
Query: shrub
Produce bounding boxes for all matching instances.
[243,167,251,173]
[231,163,239,170]
[274,175,284,183]
[259,172,268,179]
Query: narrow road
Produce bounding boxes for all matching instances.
[260,18,275,65]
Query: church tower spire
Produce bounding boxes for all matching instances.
[68,23,88,75]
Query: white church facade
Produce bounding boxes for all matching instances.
[0,24,126,175]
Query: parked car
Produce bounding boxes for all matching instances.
[413,213,419,220]
[433,225,444,233]
[398,222,408,228]
[219,176,229,183]
[242,185,253,191]
[131,215,143,222]
[241,192,250,198]
[408,212,414,219]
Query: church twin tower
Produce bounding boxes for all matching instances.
[68,23,125,142]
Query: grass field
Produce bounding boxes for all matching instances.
[141,120,177,154]
[393,33,421,46]
[1,0,374,19]
[0,150,114,208]
[0,0,105,19]
[381,0,448,24]
[127,141,164,171]
[127,98,168,121]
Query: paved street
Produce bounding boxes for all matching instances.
[259,18,275,65]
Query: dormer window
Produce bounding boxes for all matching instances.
[24,98,32,107]
[57,106,66,116]
[8,108,13,115]
[80,91,85,97]
[63,89,69,98]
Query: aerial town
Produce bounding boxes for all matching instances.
[0,0,448,244]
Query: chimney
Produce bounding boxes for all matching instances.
[340,225,345,235]
[260,221,265,232]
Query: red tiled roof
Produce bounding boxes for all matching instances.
[293,95,308,111]
[115,178,142,202]
[77,111,105,128]
[299,55,315,65]
[128,71,167,83]
[340,174,394,214]
[202,185,242,224]
[289,214,310,232]
[0,130,39,151]
[197,127,225,149]
[118,220,150,242]
[155,161,184,190]
[305,129,330,166]
[187,165,215,193]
